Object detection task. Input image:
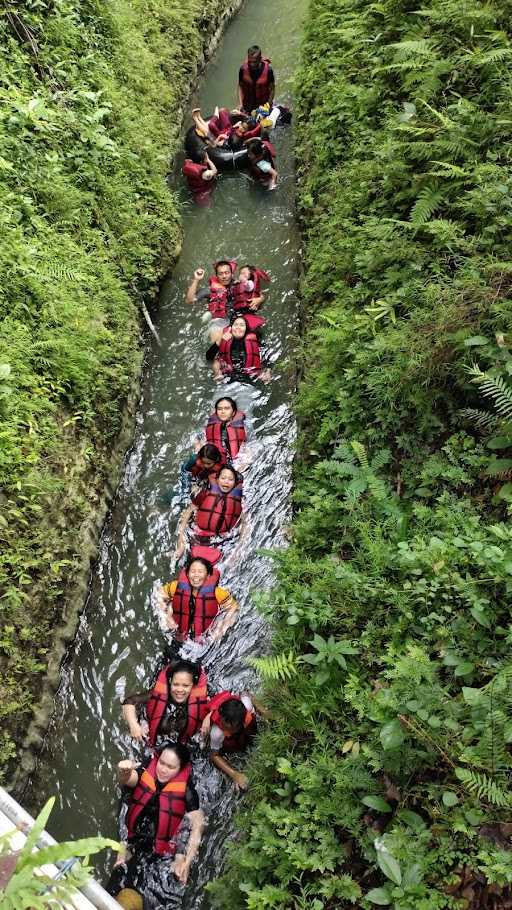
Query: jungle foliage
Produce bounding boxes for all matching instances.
[210,0,512,906]
[0,0,224,774]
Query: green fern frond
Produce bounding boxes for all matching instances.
[410,186,445,225]
[34,262,85,283]
[467,365,512,421]
[458,407,500,432]
[249,651,298,682]
[350,440,368,468]
[428,160,467,178]
[455,767,511,807]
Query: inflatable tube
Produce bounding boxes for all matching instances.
[184,125,248,171]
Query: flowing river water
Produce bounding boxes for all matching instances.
[28,0,306,904]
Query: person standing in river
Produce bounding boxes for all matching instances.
[238,45,275,113]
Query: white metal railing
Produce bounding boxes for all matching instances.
[0,787,120,910]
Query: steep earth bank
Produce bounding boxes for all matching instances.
[0,0,240,782]
[210,0,512,907]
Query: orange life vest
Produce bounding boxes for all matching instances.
[208,691,257,752]
[194,480,243,537]
[126,755,192,855]
[205,410,247,460]
[146,665,209,744]
[171,568,221,640]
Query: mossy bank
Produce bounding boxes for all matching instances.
[210,0,512,907]
[0,0,241,785]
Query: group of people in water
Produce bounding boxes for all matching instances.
[107,48,282,910]
[182,45,289,205]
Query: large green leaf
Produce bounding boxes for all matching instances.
[380,719,405,750]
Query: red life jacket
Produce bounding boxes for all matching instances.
[232,267,270,312]
[240,58,272,111]
[205,410,247,460]
[248,140,276,183]
[189,454,224,480]
[207,260,237,318]
[171,567,221,640]
[146,665,209,744]
[208,691,257,752]
[182,160,209,194]
[218,332,261,377]
[126,755,192,855]
[194,480,243,537]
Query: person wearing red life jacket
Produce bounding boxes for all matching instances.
[205,397,247,463]
[231,265,270,332]
[246,137,278,189]
[201,692,264,791]
[156,556,239,642]
[212,316,270,383]
[122,659,209,746]
[174,466,247,562]
[182,150,217,207]
[179,443,225,501]
[186,260,237,344]
[109,743,204,897]
[238,45,275,113]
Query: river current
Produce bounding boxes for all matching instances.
[29,0,306,904]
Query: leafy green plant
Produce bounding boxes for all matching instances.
[0,796,119,908]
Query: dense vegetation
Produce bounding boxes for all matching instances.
[0,0,228,775]
[210,0,512,906]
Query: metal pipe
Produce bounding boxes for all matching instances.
[0,787,121,910]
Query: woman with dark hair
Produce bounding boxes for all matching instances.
[122,659,209,746]
[179,443,225,500]
[108,742,204,901]
[175,467,247,562]
[157,555,239,642]
[204,397,247,462]
[212,316,270,383]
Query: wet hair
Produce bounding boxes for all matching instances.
[248,45,261,57]
[247,138,264,159]
[215,260,233,275]
[219,697,246,731]
[198,443,222,463]
[157,741,191,769]
[217,465,242,486]
[169,659,201,685]
[185,555,213,578]
[215,396,238,415]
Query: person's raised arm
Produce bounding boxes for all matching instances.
[118,759,138,788]
[210,751,248,792]
[171,809,205,885]
[186,268,205,304]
